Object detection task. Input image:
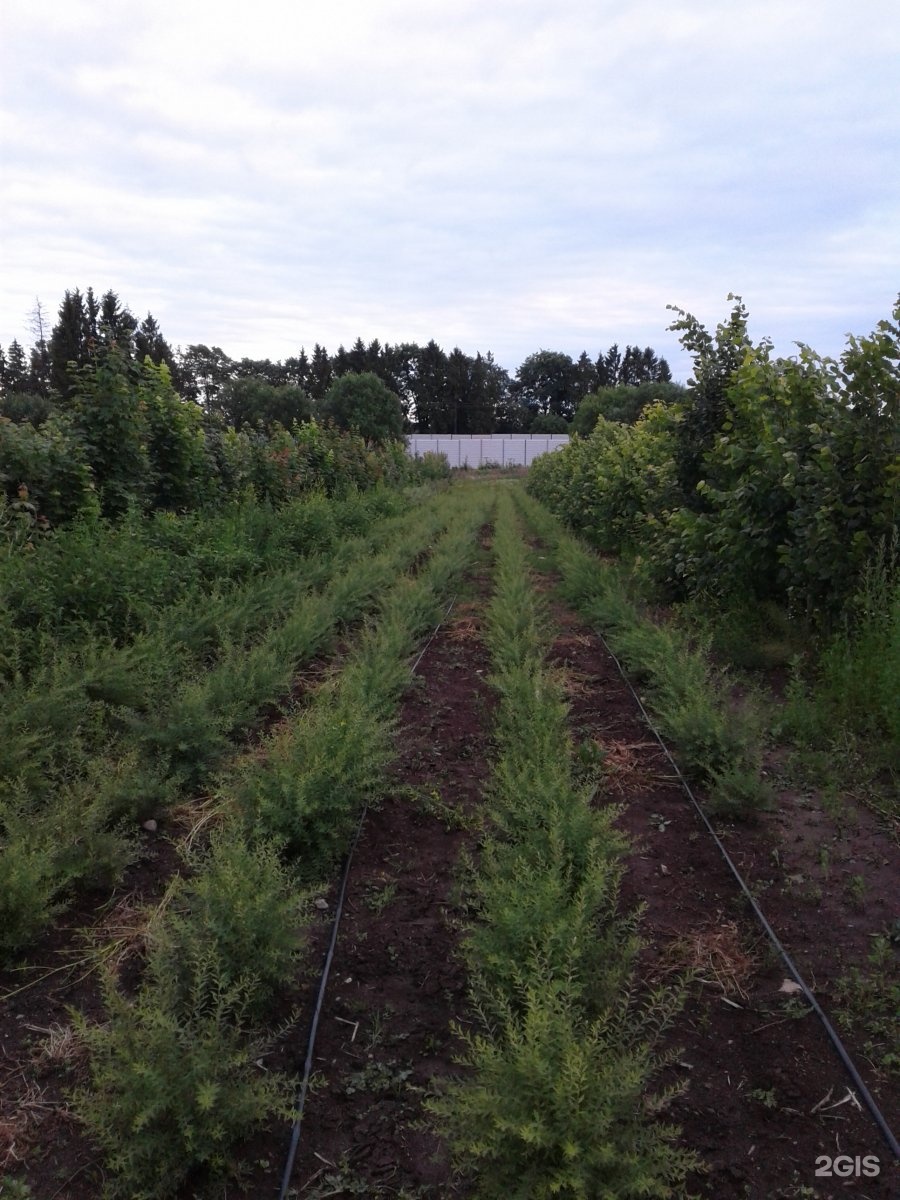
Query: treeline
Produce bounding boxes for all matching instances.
[529,296,900,624]
[1,286,673,435]
[0,336,449,534]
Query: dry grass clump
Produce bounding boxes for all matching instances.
[660,919,759,1000]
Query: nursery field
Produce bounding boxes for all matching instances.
[0,479,897,1200]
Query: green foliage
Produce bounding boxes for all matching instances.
[233,497,488,871]
[0,487,408,687]
[816,535,900,749]
[529,411,570,434]
[527,300,900,771]
[214,375,312,431]
[0,412,97,524]
[529,404,681,555]
[513,489,769,817]
[434,492,694,1198]
[139,358,214,510]
[0,390,55,426]
[707,762,774,820]
[320,371,404,443]
[69,342,151,517]
[431,981,694,1200]
[834,933,900,1078]
[235,697,394,870]
[150,829,308,1017]
[776,536,900,773]
[572,383,685,434]
[412,450,451,480]
[71,965,292,1199]
[666,294,752,499]
[531,297,900,626]
[0,492,458,960]
[466,829,639,1020]
[514,350,578,422]
[66,494,492,1197]
[0,825,61,958]
[0,1177,34,1199]
[2,346,428,538]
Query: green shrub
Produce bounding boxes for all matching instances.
[529,297,900,629]
[414,450,452,480]
[150,829,309,1018]
[465,831,639,1019]
[72,965,292,1199]
[0,832,61,960]
[319,372,404,443]
[0,411,97,525]
[817,537,900,749]
[235,696,393,872]
[707,762,774,820]
[430,978,695,1200]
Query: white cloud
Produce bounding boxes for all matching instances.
[1,0,898,378]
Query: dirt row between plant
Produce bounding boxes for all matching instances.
[529,550,898,1200]
[250,530,498,1199]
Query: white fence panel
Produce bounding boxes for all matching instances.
[406,434,569,468]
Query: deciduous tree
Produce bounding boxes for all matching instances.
[319,371,403,443]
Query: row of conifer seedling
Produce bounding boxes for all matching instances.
[427,490,697,1198]
[45,488,492,1198]
[2,486,460,957]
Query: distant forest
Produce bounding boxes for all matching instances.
[0,287,680,435]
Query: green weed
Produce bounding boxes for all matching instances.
[833,934,900,1078]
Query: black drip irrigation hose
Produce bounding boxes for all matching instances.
[595,630,900,1164]
[277,597,457,1200]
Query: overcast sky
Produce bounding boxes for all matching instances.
[1,0,898,381]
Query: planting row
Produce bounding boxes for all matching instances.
[0,486,468,959]
[429,490,695,1198]
[10,488,494,1199]
[512,487,771,820]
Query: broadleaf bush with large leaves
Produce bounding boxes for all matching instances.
[530,296,900,625]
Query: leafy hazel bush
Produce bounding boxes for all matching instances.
[529,297,900,625]
[528,403,680,556]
